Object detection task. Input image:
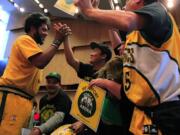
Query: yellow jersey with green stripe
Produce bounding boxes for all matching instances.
[123,12,180,134]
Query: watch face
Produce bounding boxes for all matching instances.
[53,40,61,45]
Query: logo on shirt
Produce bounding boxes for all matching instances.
[40,105,56,123]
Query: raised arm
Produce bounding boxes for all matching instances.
[108,29,122,49]
[74,0,146,32]
[63,36,80,72]
[29,23,71,69]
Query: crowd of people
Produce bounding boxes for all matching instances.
[0,0,180,134]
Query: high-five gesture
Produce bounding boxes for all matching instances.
[53,23,72,44]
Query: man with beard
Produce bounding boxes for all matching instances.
[0,13,71,135]
[29,72,74,135]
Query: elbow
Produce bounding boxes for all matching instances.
[66,58,78,69]
[120,15,138,32]
[66,58,72,65]
[66,59,74,68]
[37,65,45,69]
[34,63,46,69]
[122,22,134,33]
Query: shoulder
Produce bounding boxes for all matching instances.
[133,2,172,46]
[134,2,166,17]
[79,62,92,69]
[40,95,48,102]
[16,35,35,43]
[135,2,170,28]
[15,35,37,49]
[58,90,71,100]
[78,62,93,72]
[78,62,95,79]
[39,95,48,107]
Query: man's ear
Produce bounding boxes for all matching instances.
[30,26,36,33]
[102,54,107,60]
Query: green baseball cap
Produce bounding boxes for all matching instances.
[46,72,61,81]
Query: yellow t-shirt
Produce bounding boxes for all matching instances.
[0,35,43,96]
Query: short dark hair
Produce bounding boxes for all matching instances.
[24,12,50,33]
[144,0,158,5]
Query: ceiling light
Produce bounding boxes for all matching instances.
[39,3,44,8]
[44,9,48,13]
[115,5,120,10]
[167,1,174,8]
[14,3,19,8]
[109,0,121,9]
[20,7,25,12]
[34,0,40,4]
[113,0,119,4]
[75,8,79,14]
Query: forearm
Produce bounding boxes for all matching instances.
[108,29,122,49]
[37,112,65,134]
[29,44,60,69]
[84,8,141,32]
[104,79,121,100]
[63,37,79,71]
[90,79,122,100]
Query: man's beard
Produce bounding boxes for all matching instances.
[34,31,44,45]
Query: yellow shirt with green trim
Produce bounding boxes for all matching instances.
[0,35,43,96]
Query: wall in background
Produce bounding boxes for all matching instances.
[0,7,10,59]
[5,19,110,86]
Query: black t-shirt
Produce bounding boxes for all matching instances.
[77,62,97,81]
[39,90,74,125]
[133,2,172,47]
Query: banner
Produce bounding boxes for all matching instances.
[54,0,77,16]
[70,81,106,132]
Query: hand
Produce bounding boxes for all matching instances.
[89,78,109,89]
[69,121,85,134]
[74,0,93,14]
[29,127,41,135]
[53,23,72,42]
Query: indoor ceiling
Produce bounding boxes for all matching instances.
[0,0,111,19]
[0,0,180,26]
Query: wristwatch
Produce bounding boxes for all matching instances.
[52,39,62,46]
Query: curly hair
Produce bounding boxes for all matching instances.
[24,12,50,33]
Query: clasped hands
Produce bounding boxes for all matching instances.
[53,22,72,43]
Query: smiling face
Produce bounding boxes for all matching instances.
[33,23,49,45]
[89,48,106,65]
[46,77,60,94]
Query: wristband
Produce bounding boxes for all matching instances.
[52,39,62,46]
[51,44,59,49]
